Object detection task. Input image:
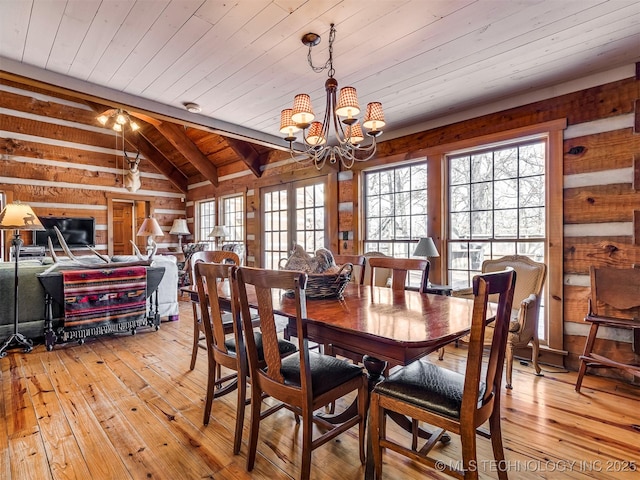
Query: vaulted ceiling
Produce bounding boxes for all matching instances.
[1,0,639,185]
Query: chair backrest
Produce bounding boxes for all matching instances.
[363,252,391,287]
[221,243,245,265]
[234,267,310,393]
[194,262,243,360]
[188,250,240,287]
[367,257,430,293]
[481,255,546,307]
[462,269,516,426]
[588,266,640,319]
[334,254,366,285]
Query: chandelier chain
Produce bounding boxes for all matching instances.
[307,24,336,76]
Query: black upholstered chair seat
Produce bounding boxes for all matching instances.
[280,351,364,397]
[374,359,486,420]
[224,331,296,360]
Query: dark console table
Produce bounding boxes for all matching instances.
[38,266,165,351]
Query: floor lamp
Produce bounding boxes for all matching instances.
[0,201,44,358]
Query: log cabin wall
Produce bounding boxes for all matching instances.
[188,66,640,380]
[0,79,186,258]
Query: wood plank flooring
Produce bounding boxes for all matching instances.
[1,297,639,479]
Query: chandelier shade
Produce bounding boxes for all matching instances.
[280,23,386,170]
[335,86,360,120]
[291,94,314,126]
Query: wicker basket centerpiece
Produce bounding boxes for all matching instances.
[279,245,353,299]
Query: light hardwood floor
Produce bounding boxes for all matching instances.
[1,298,638,479]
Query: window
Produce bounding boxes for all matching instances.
[447,141,545,289]
[447,140,547,341]
[363,163,428,257]
[197,199,216,248]
[262,179,326,269]
[221,195,244,243]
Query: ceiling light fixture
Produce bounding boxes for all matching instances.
[184,102,202,113]
[97,108,140,132]
[280,23,385,170]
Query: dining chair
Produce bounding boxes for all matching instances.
[575,265,640,392]
[233,266,368,479]
[370,269,516,480]
[194,262,296,454]
[367,257,430,293]
[333,254,366,284]
[451,254,546,388]
[367,256,440,360]
[188,250,240,370]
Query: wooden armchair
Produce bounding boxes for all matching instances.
[575,266,640,392]
[367,257,430,293]
[188,250,240,370]
[370,269,516,480]
[453,254,546,389]
[194,262,296,454]
[233,267,368,479]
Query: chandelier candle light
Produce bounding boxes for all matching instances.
[279,23,386,170]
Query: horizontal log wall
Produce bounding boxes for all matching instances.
[0,80,186,257]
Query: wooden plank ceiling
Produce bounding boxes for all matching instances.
[1,0,639,184]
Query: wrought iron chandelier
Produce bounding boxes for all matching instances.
[279,24,386,170]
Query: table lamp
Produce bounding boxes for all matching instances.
[413,237,439,287]
[208,225,228,250]
[169,218,190,252]
[0,201,45,357]
[137,216,164,255]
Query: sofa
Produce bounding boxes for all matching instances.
[0,254,179,341]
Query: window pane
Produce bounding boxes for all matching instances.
[494,147,518,179]
[494,179,518,209]
[450,156,469,185]
[471,210,492,238]
[519,175,545,207]
[471,152,492,182]
[450,185,470,213]
[520,143,545,176]
[495,209,518,238]
[471,182,493,210]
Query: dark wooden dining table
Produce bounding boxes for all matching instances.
[252,282,479,367]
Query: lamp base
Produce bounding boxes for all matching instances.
[0,332,33,358]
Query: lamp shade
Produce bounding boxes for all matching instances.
[335,86,360,118]
[0,202,44,231]
[291,94,314,126]
[363,102,386,130]
[137,217,163,237]
[169,218,190,236]
[208,225,228,238]
[413,237,439,257]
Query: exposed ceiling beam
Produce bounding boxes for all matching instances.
[151,120,219,187]
[128,133,188,194]
[223,137,264,178]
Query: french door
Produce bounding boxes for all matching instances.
[262,178,326,269]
